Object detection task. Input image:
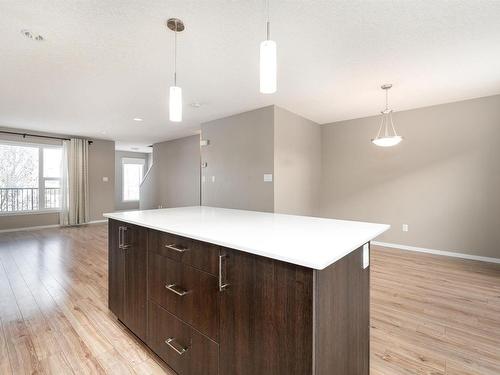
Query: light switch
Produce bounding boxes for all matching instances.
[211,176,216,183]
[202,175,206,183]
[102,177,109,182]
[362,243,370,269]
[263,174,273,182]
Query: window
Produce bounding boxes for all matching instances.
[122,158,144,202]
[0,141,63,213]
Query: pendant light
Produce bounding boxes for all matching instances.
[371,84,403,147]
[260,0,277,94]
[167,18,184,122]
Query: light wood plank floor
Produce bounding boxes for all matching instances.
[0,224,498,374]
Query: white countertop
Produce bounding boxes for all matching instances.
[103,206,389,270]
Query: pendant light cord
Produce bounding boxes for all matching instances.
[174,21,177,86]
[266,0,270,40]
[385,88,389,111]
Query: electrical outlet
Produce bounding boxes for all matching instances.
[402,224,409,232]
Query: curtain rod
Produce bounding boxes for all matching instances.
[0,130,93,144]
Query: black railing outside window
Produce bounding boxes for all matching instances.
[0,187,61,212]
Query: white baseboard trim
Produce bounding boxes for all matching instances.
[372,241,500,264]
[0,219,108,234]
[0,224,60,234]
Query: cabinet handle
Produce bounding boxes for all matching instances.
[165,338,188,355]
[219,254,229,291]
[119,226,130,250]
[118,226,123,248]
[165,283,189,296]
[164,243,189,253]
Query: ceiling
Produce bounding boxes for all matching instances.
[1,1,500,152]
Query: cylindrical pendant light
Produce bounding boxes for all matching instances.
[167,18,184,122]
[371,84,403,147]
[260,0,277,94]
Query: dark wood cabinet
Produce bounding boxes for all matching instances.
[148,301,218,375]
[108,219,148,341]
[148,250,220,341]
[109,221,370,375]
[219,248,314,375]
[148,230,220,276]
[108,219,124,320]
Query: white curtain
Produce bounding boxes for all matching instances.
[60,139,90,226]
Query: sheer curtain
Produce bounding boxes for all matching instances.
[60,139,90,226]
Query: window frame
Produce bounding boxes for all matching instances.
[121,157,145,203]
[0,140,63,216]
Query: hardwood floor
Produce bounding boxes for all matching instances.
[0,224,498,374]
[371,247,500,375]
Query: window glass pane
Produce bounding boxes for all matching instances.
[43,148,62,178]
[44,179,61,209]
[0,143,39,212]
[123,164,143,201]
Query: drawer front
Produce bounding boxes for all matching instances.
[148,301,218,375]
[149,230,220,276]
[148,251,220,341]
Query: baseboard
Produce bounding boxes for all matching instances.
[87,219,108,225]
[0,224,60,233]
[372,241,500,264]
[0,219,108,234]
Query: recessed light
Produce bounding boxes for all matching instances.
[21,29,44,41]
[190,102,203,108]
[133,117,143,122]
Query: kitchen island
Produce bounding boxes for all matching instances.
[104,206,389,375]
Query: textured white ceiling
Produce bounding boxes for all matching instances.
[1,0,500,151]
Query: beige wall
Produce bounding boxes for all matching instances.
[201,106,275,212]
[144,135,200,209]
[139,163,159,210]
[319,95,500,258]
[114,150,149,211]
[0,212,59,231]
[0,127,115,229]
[274,107,322,216]
[88,139,115,221]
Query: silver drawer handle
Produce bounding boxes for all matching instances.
[165,283,189,296]
[219,254,229,291]
[165,337,188,355]
[165,243,189,253]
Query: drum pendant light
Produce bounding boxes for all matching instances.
[167,18,184,122]
[260,0,277,94]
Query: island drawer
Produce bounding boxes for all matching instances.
[148,251,220,341]
[148,301,218,375]
[148,229,220,276]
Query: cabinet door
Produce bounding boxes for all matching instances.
[123,224,148,341]
[219,249,314,375]
[108,219,125,320]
